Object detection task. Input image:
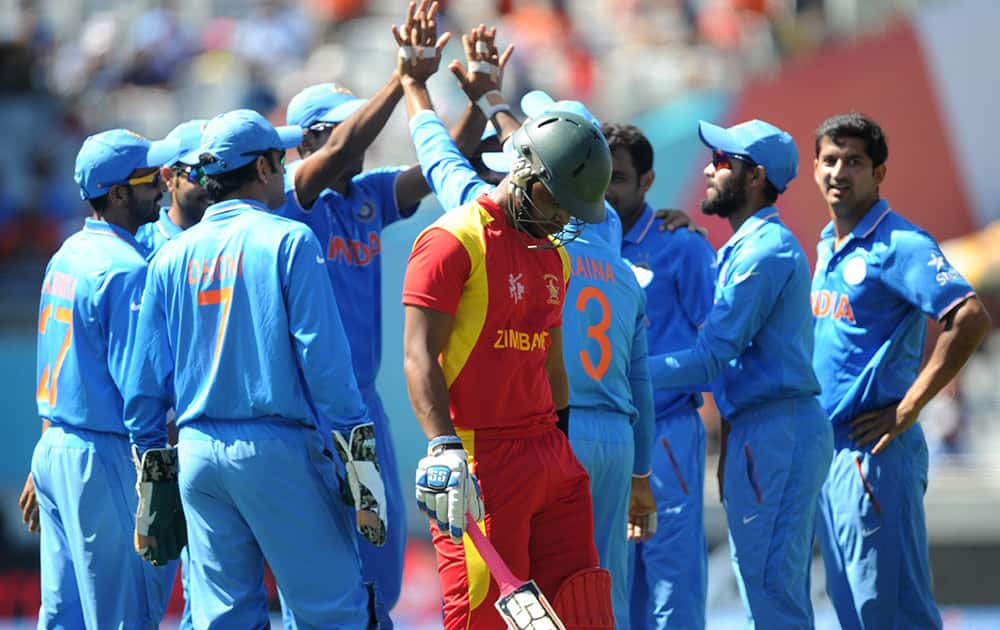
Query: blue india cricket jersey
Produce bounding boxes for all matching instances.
[36,218,147,434]
[124,199,368,452]
[811,199,975,426]
[277,162,416,390]
[135,206,183,259]
[622,203,715,417]
[649,207,820,420]
[564,232,655,474]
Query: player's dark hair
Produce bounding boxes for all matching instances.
[762,178,780,205]
[601,122,654,177]
[88,194,110,214]
[201,159,263,203]
[815,112,889,167]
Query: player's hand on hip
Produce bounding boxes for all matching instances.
[849,402,919,454]
[333,422,388,546]
[19,472,39,533]
[133,446,187,566]
[627,474,657,542]
[655,208,708,237]
[416,436,484,544]
[392,0,451,84]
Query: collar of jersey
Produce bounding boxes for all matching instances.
[202,198,269,220]
[724,205,780,251]
[820,198,890,244]
[156,206,183,239]
[83,217,142,250]
[624,203,656,245]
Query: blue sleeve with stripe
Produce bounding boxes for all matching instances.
[629,291,654,475]
[281,225,369,431]
[883,228,975,320]
[410,110,491,210]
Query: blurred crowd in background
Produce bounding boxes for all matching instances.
[0,0,915,264]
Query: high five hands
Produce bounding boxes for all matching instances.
[450,23,514,102]
[392,0,451,84]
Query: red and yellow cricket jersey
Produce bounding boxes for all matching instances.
[402,195,570,433]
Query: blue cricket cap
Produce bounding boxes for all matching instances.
[166,119,207,166]
[698,119,798,193]
[481,90,601,172]
[286,83,367,128]
[520,89,600,129]
[183,109,303,176]
[75,129,181,200]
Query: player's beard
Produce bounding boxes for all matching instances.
[128,188,161,226]
[700,173,748,218]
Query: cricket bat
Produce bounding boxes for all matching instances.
[464,513,566,630]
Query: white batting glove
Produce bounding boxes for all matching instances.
[415,436,484,544]
[333,422,388,546]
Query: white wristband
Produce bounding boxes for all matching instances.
[468,60,498,76]
[475,90,509,119]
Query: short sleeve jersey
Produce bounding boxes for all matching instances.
[277,164,415,389]
[402,195,571,432]
[812,199,976,426]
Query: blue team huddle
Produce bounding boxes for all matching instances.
[21,1,992,629]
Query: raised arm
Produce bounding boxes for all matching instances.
[294,1,450,209]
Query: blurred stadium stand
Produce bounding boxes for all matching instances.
[1,0,997,626]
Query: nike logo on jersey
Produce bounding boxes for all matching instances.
[811,290,856,323]
[742,514,759,524]
[861,525,881,538]
[316,255,325,265]
[130,301,142,312]
[730,270,758,285]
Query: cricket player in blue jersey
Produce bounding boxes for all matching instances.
[602,122,716,630]
[135,119,209,259]
[124,109,388,629]
[648,119,834,628]
[23,128,179,629]
[134,117,206,630]
[404,28,656,627]
[273,9,466,615]
[810,112,991,630]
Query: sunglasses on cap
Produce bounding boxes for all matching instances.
[712,150,756,171]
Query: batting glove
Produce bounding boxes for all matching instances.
[415,436,484,544]
[133,446,187,566]
[333,422,388,546]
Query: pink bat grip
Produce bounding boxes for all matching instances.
[465,513,521,595]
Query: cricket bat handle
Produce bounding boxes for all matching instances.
[465,513,520,594]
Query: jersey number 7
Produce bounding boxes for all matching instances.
[575,286,612,381]
[198,287,233,372]
[36,304,73,407]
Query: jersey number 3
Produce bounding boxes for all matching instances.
[575,286,612,381]
[36,304,73,407]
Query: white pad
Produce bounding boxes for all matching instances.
[468,60,498,76]
[475,40,490,55]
